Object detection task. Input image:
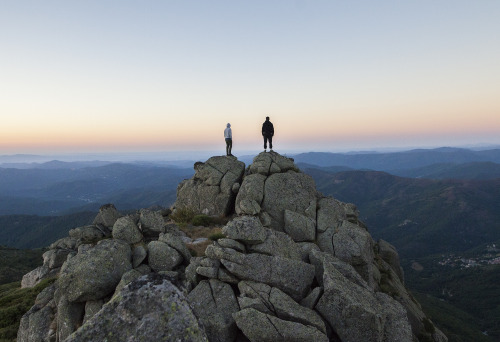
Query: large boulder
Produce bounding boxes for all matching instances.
[175,156,245,216]
[139,209,166,237]
[261,172,318,232]
[247,152,297,176]
[21,265,59,289]
[233,308,328,342]
[377,239,404,282]
[187,279,240,342]
[112,216,143,244]
[57,239,132,302]
[147,240,183,272]
[206,244,315,300]
[65,274,208,342]
[235,173,266,216]
[92,203,120,228]
[315,256,413,342]
[318,220,375,287]
[238,281,326,333]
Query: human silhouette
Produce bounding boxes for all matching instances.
[262,116,274,151]
[224,123,233,156]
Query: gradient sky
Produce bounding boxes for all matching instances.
[1,1,499,155]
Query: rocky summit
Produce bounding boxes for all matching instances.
[17,151,447,342]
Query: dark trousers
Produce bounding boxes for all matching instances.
[263,135,273,149]
[225,138,232,155]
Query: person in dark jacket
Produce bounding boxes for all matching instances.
[262,116,274,151]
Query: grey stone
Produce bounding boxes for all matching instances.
[112,216,143,244]
[222,216,267,244]
[147,240,183,272]
[159,232,192,263]
[296,242,320,263]
[233,308,328,342]
[377,239,404,282]
[259,211,272,227]
[217,268,239,284]
[375,292,413,342]
[83,299,104,324]
[315,260,413,342]
[316,197,346,233]
[299,287,323,310]
[238,199,261,215]
[247,228,302,261]
[283,209,316,242]
[57,239,132,302]
[49,236,77,250]
[139,209,166,237]
[332,220,375,286]
[113,269,144,297]
[237,281,325,333]
[309,249,370,290]
[235,174,266,215]
[217,238,246,253]
[232,182,240,194]
[69,225,106,244]
[248,152,297,176]
[17,304,55,342]
[197,266,218,278]
[21,265,59,288]
[188,279,240,342]
[217,248,315,300]
[261,172,318,232]
[65,274,208,342]
[175,156,245,216]
[57,295,85,341]
[92,203,120,228]
[269,287,326,333]
[185,257,204,289]
[132,244,147,268]
[42,249,70,269]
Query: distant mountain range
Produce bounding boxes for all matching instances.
[292,147,500,171]
[0,163,194,216]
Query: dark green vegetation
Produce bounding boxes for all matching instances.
[303,166,500,342]
[406,259,500,341]
[0,212,96,249]
[389,161,500,180]
[0,278,55,342]
[0,163,193,216]
[306,168,500,259]
[191,214,214,227]
[0,247,44,285]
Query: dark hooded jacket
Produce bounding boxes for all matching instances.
[262,119,274,136]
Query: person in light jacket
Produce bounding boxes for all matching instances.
[224,123,233,156]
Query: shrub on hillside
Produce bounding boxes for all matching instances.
[191,215,213,227]
[169,207,195,224]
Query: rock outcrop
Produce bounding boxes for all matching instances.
[174,156,245,216]
[18,152,447,342]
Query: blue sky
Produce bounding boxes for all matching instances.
[1,1,499,155]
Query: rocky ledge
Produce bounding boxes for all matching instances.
[18,152,447,342]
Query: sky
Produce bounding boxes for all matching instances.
[1,1,499,156]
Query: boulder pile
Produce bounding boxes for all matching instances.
[18,152,447,342]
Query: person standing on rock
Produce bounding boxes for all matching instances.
[224,123,233,156]
[262,116,274,151]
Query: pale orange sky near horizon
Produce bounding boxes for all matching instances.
[1,1,499,154]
